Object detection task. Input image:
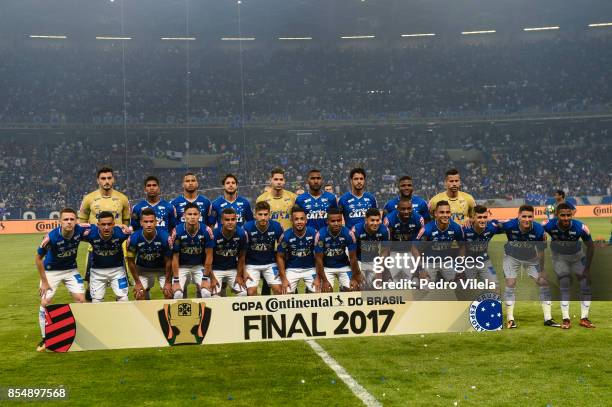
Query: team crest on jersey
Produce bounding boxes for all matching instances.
[469,293,502,332]
[44,304,77,352]
[158,300,212,346]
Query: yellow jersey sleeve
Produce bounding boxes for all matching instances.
[78,193,92,223]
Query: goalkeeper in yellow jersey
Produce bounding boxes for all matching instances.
[78,167,131,301]
[428,168,476,226]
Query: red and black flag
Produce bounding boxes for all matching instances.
[44,304,76,352]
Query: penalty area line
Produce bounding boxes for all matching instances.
[306,340,382,407]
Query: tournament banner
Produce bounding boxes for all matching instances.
[44,291,502,352]
[0,219,59,235]
[488,204,611,220]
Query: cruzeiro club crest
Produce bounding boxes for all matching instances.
[469,292,503,331]
[158,300,212,346]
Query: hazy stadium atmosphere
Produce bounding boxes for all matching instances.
[1,0,611,405]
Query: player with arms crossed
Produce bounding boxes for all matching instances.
[82,211,131,303]
[499,205,558,329]
[353,208,390,289]
[462,205,502,286]
[243,201,284,295]
[35,208,89,352]
[277,206,319,294]
[210,174,254,227]
[543,203,595,329]
[127,208,173,300]
[295,169,339,231]
[429,168,476,226]
[314,208,363,292]
[338,168,378,230]
[131,176,177,233]
[171,203,217,298]
[211,208,248,296]
[171,172,212,225]
[383,176,430,222]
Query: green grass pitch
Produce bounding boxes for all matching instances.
[1,218,610,406]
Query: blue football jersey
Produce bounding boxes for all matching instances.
[172,222,215,266]
[82,225,130,268]
[127,228,173,269]
[37,224,90,271]
[131,199,177,232]
[384,210,424,241]
[383,195,431,222]
[352,221,390,262]
[463,221,502,260]
[417,220,464,257]
[212,226,248,270]
[171,194,212,225]
[337,192,378,229]
[543,218,592,255]
[277,227,317,269]
[500,219,547,260]
[314,226,357,268]
[243,220,284,265]
[295,191,338,230]
[209,196,254,227]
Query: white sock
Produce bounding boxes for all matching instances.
[561,301,570,319]
[38,305,47,339]
[581,301,590,319]
[542,301,552,321]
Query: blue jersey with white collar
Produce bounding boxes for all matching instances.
[277,227,317,269]
[127,228,172,269]
[383,195,431,222]
[172,222,215,266]
[209,196,253,227]
[463,221,502,260]
[543,218,592,255]
[295,191,338,230]
[82,225,130,268]
[37,224,90,271]
[500,219,547,260]
[131,199,177,233]
[212,226,248,270]
[338,192,378,229]
[315,226,357,268]
[417,220,464,257]
[171,194,212,225]
[243,220,284,265]
[352,221,390,262]
[384,210,424,241]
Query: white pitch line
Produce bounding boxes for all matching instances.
[306,340,382,407]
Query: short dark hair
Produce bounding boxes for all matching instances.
[98,211,115,221]
[398,196,413,205]
[365,208,381,218]
[144,175,160,186]
[291,205,306,217]
[445,168,460,178]
[474,205,488,215]
[518,204,534,213]
[271,168,285,177]
[398,175,412,184]
[183,172,196,179]
[255,201,271,213]
[555,190,566,198]
[327,207,343,216]
[184,202,200,213]
[221,207,236,216]
[556,203,573,213]
[222,173,238,185]
[434,200,450,211]
[308,169,321,176]
[141,207,156,218]
[60,207,77,217]
[349,168,366,179]
[97,167,113,178]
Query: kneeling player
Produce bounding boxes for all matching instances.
[127,208,173,300]
[462,205,501,287]
[82,211,131,302]
[171,203,217,298]
[277,206,318,293]
[499,205,558,328]
[211,208,248,296]
[244,201,284,295]
[314,208,363,292]
[543,203,595,329]
[35,208,89,351]
[353,208,390,289]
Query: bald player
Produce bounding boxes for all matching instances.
[428,168,476,226]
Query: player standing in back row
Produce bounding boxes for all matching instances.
[171,172,212,225]
[338,168,378,230]
[131,176,177,233]
[295,169,338,231]
[209,174,253,228]
[429,168,476,226]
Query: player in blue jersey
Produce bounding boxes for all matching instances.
[314,208,363,292]
[81,211,131,302]
[462,205,502,286]
[171,172,212,225]
[337,168,378,230]
[209,174,254,227]
[384,197,425,281]
[127,208,173,300]
[543,203,595,329]
[277,206,318,293]
[352,208,390,289]
[383,176,430,222]
[295,169,339,230]
[35,208,89,351]
[131,176,177,233]
[499,205,558,329]
[212,207,248,296]
[171,203,217,299]
[243,201,284,295]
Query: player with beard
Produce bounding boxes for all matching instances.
[131,176,177,233]
[295,169,338,231]
[338,168,378,230]
[383,176,430,222]
[171,172,212,225]
[429,169,475,226]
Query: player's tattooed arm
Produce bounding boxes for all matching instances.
[171,253,181,294]
[163,256,173,299]
[235,250,248,289]
[314,252,331,293]
[348,250,363,291]
[276,252,290,294]
[127,256,145,300]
